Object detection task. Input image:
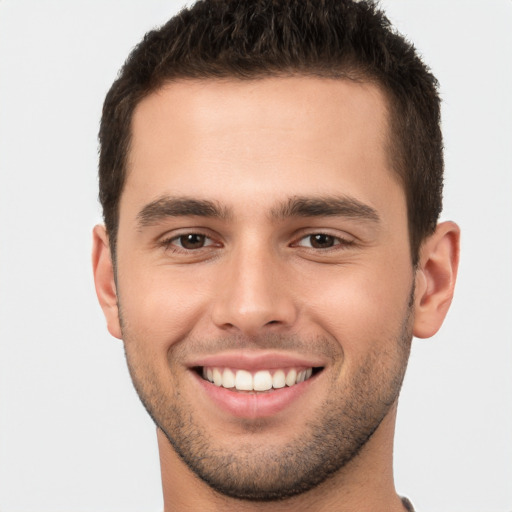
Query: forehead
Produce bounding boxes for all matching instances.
[123,76,402,220]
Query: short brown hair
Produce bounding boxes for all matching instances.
[99,0,443,265]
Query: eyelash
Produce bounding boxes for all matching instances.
[159,231,355,254]
[292,232,355,250]
[160,232,217,253]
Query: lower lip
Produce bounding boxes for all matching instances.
[192,371,316,419]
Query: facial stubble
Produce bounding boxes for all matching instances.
[119,290,414,502]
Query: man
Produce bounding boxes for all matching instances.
[92,1,459,510]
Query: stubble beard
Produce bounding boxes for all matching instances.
[120,298,413,502]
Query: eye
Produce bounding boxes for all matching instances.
[165,233,215,250]
[295,233,353,249]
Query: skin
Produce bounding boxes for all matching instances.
[93,77,460,511]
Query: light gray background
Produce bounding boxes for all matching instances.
[0,1,511,511]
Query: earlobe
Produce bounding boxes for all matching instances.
[92,225,122,340]
[413,221,460,339]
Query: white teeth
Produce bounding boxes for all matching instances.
[235,370,253,391]
[203,366,316,391]
[222,368,235,388]
[213,368,223,387]
[253,370,273,391]
[285,369,297,387]
[272,369,286,389]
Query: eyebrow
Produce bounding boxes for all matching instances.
[271,195,380,223]
[137,196,231,228]
[136,193,380,229]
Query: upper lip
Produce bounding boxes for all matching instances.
[186,350,326,371]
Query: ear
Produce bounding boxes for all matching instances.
[92,225,122,339]
[413,221,460,339]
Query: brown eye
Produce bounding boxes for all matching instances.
[309,234,336,248]
[294,233,353,250]
[178,234,207,249]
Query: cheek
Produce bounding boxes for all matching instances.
[117,264,212,352]
[298,262,412,354]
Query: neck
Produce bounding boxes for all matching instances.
[158,404,405,512]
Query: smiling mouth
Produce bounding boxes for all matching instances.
[196,366,323,392]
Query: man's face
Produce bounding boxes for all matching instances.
[114,77,415,500]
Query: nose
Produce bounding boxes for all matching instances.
[211,243,298,336]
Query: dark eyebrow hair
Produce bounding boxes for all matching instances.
[137,196,231,228]
[136,194,379,229]
[271,195,380,222]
